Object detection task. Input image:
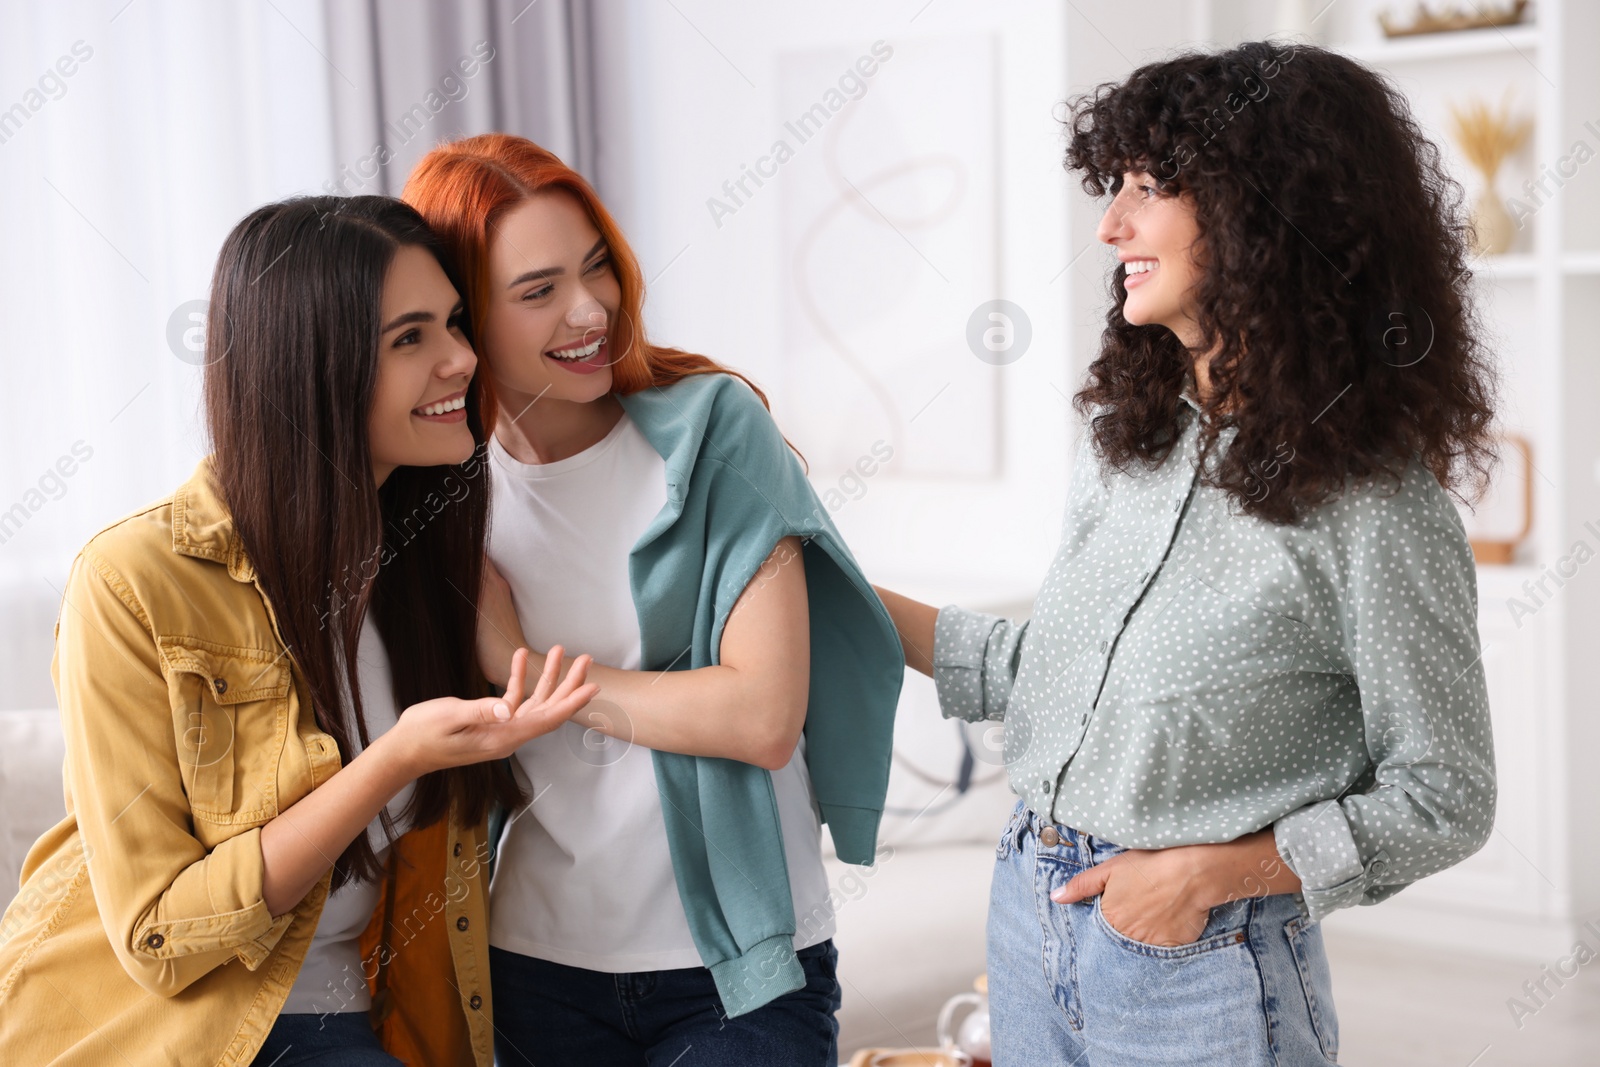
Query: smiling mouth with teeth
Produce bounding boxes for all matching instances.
[1125,259,1159,274]
[414,393,467,417]
[545,335,607,362]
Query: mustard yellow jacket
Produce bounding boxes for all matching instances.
[0,460,496,1066]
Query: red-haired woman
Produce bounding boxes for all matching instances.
[403,136,903,1067]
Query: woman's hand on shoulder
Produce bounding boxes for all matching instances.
[380,646,598,777]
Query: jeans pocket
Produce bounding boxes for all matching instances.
[1285,915,1339,1061]
[1092,896,1251,959]
[804,939,839,983]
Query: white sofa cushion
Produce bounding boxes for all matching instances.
[0,708,66,895]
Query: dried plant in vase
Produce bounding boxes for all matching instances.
[1379,1,1529,37]
[1448,91,1532,256]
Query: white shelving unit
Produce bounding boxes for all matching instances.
[1185,0,1600,962]
[1565,250,1600,274]
[1335,22,1540,64]
[1475,252,1538,279]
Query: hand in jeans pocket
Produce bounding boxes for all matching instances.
[1052,846,1215,948]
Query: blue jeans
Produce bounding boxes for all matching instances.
[251,1012,401,1066]
[489,939,842,1066]
[987,801,1340,1066]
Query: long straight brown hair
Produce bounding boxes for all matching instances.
[203,195,520,888]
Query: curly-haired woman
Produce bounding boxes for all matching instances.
[875,41,1498,1066]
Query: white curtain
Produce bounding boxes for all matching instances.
[321,0,600,195]
[0,0,593,711]
[0,0,336,709]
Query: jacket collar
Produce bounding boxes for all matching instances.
[171,458,258,584]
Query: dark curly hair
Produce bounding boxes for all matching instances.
[1064,41,1497,523]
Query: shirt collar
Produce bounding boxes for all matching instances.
[171,457,257,583]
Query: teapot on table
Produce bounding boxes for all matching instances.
[935,974,990,1067]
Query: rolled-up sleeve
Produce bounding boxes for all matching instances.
[1273,477,1496,921]
[932,606,1030,723]
[54,551,290,997]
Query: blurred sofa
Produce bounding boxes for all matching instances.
[0,709,67,895]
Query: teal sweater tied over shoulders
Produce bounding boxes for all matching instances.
[615,372,903,1018]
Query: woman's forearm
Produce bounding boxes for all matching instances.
[1194,829,1303,905]
[491,651,807,767]
[571,661,805,770]
[492,537,813,770]
[259,650,595,916]
[873,585,938,676]
[257,733,417,916]
[570,581,931,765]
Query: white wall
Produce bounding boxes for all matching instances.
[591,0,1073,612]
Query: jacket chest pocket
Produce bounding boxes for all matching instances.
[159,637,291,829]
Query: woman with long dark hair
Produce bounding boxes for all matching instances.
[403,135,904,1067]
[0,196,597,1066]
[876,42,1498,1065]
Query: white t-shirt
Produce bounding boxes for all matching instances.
[281,613,413,1015]
[486,412,835,972]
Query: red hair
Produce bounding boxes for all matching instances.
[402,133,772,435]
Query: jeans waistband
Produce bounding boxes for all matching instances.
[1011,803,1126,864]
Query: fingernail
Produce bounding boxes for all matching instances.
[493,703,510,720]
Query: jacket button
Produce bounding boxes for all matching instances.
[145,932,164,949]
[469,994,483,1010]
[456,916,469,931]
[453,842,462,858]
[212,677,228,695]
[1039,827,1060,848]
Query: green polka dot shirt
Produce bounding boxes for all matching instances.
[932,399,1497,921]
